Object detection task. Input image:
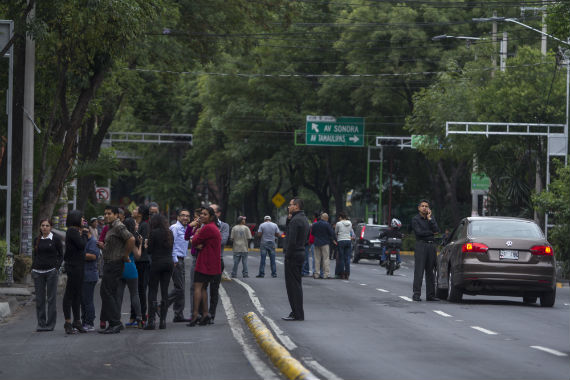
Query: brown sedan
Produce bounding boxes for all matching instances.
[435,217,556,307]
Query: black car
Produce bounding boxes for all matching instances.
[352,223,389,263]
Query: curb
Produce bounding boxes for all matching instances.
[243,312,318,380]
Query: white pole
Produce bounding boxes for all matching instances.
[500,32,508,72]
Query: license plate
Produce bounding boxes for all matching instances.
[499,250,519,260]
[390,254,397,259]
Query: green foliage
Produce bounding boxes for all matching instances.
[0,240,6,282]
[533,160,570,274]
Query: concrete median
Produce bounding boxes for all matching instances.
[243,312,318,380]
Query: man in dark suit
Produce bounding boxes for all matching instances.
[282,198,310,321]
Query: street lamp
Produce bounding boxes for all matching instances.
[473,17,570,47]
[432,34,482,48]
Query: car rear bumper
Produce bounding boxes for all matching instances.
[458,263,556,296]
[356,246,382,260]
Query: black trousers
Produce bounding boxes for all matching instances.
[413,241,437,299]
[168,257,186,318]
[148,261,173,306]
[100,260,124,327]
[208,258,224,319]
[285,251,305,320]
[132,261,150,320]
[63,265,83,321]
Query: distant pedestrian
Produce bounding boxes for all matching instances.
[411,199,439,302]
[334,211,352,280]
[88,217,99,241]
[32,219,63,332]
[144,214,174,330]
[256,216,280,278]
[80,227,100,332]
[117,218,143,328]
[185,207,205,318]
[149,202,159,217]
[208,204,229,324]
[188,207,222,326]
[63,210,89,334]
[311,213,335,279]
[132,204,150,327]
[282,198,310,321]
[168,209,191,323]
[99,206,135,334]
[230,216,252,278]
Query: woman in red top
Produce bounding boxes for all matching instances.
[188,207,221,326]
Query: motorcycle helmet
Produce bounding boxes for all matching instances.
[391,218,402,229]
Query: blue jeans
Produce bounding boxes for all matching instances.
[259,241,276,277]
[81,280,97,326]
[381,247,401,263]
[303,244,314,275]
[232,252,249,276]
[335,240,352,276]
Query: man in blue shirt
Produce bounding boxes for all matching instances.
[256,216,281,278]
[311,213,335,279]
[167,209,190,322]
[81,228,100,331]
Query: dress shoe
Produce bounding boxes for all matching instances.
[412,296,421,302]
[72,320,87,333]
[172,316,190,323]
[198,315,212,326]
[281,316,297,321]
[256,274,264,278]
[186,316,201,327]
[426,297,440,301]
[98,324,122,334]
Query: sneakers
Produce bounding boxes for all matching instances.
[243,274,249,278]
[125,320,138,328]
[231,274,236,278]
[256,274,264,278]
[64,322,76,335]
[271,274,277,278]
[100,321,107,330]
[83,324,95,332]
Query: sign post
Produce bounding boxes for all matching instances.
[305,116,365,147]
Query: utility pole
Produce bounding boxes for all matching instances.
[20,0,35,257]
[500,31,508,72]
[492,11,497,73]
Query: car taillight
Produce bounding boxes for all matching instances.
[360,226,366,240]
[530,245,553,256]
[462,242,489,253]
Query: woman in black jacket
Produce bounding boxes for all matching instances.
[32,219,63,331]
[63,210,88,334]
[144,214,174,330]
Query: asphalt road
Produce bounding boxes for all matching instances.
[0,251,568,380]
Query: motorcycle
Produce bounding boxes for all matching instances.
[384,237,402,276]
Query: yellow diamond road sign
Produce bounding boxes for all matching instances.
[272,193,285,208]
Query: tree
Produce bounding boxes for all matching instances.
[533,161,570,276]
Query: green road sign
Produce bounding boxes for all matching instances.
[471,173,491,191]
[305,116,365,147]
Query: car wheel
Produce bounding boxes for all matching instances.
[435,267,449,300]
[447,266,463,303]
[522,296,537,304]
[539,287,556,307]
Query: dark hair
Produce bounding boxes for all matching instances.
[291,198,304,210]
[138,204,150,221]
[123,217,140,247]
[194,207,205,215]
[177,208,190,216]
[38,219,51,235]
[149,202,159,209]
[337,211,347,220]
[123,209,132,219]
[418,199,430,207]
[204,207,218,224]
[150,214,173,246]
[67,210,83,228]
[104,205,120,215]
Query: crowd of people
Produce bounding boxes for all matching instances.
[31,202,227,334]
[31,197,439,331]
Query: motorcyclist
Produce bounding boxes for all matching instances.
[379,218,403,269]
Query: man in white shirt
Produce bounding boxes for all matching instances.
[230,216,252,278]
[168,209,190,322]
[256,216,281,278]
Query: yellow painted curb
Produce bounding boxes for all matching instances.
[243,312,318,380]
[556,282,563,288]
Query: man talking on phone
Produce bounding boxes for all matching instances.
[411,199,439,302]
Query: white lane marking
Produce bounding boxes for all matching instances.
[399,296,413,302]
[276,259,284,265]
[152,342,197,345]
[433,310,452,317]
[303,358,343,380]
[219,285,279,380]
[342,280,350,283]
[471,326,498,335]
[564,303,569,306]
[232,278,296,350]
[376,288,389,293]
[359,283,367,286]
[530,346,568,357]
[372,268,379,271]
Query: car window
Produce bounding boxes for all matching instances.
[363,226,382,240]
[450,222,466,242]
[468,220,543,239]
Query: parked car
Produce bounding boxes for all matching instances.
[435,216,556,307]
[352,223,389,263]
